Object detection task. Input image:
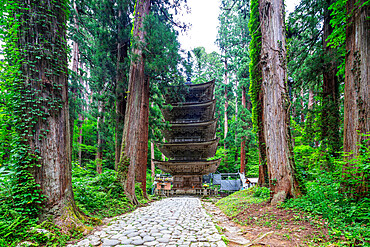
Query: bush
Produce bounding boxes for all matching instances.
[72,164,134,218]
[284,174,370,245]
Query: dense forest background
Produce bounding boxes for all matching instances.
[0,0,369,246]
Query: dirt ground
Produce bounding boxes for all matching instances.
[202,199,332,247]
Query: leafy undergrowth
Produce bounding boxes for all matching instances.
[283,175,370,246]
[72,164,137,218]
[0,164,149,247]
[216,186,335,246]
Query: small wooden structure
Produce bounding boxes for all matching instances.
[153,80,220,194]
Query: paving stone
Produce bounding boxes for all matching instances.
[102,238,120,246]
[73,198,225,247]
[131,239,145,245]
[143,241,158,246]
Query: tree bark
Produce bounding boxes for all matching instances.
[78,113,83,166]
[151,142,155,179]
[115,8,128,171]
[300,88,304,123]
[136,77,149,199]
[96,101,104,174]
[321,0,341,161]
[240,86,246,174]
[69,2,81,160]
[250,0,268,187]
[342,0,369,199]
[259,0,301,204]
[224,58,229,146]
[16,0,86,229]
[117,0,151,205]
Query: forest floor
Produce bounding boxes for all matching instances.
[202,193,335,247]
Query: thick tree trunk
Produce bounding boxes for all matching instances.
[250,0,268,187]
[240,86,247,174]
[117,0,151,205]
[16,0,86,229]
[115,8,128,171]
[257,89,268,187]
[321,0,341,161]
[259,0,301,204]
[136,77,149,199]
[342,0,369,199]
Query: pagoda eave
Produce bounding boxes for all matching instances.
[156,138,219,160]
[153,159,221,175]
[162,99,216,123]
[164,79,216,104]
[163,118,218,142]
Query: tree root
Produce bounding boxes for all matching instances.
[245,231,274,246]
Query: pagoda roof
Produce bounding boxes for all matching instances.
[162,99,216,123]
[163,118,218,142]
[156,138,219,160]
[164,79,215,104]
[153,159,221,175]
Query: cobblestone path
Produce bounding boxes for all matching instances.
[68,197,226,247]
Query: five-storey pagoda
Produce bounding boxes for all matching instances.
[153,79,221,192]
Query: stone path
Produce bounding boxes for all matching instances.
[68,197,227,247]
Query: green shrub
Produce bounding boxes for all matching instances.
[72,165,134,218]
[284,174,370,244]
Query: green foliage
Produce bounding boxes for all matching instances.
[284,175,370,244]
[286,135,370,244]
[327,0,347,76]
[248,0,262,133]
[72,164,134,218]
[0,0,71,245]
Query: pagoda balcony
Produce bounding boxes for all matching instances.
[156,138,219,160]
[163,118,218,142]
[153,159,221,175]
[162,99,216,123]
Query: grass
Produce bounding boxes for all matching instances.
[216,186,270,218]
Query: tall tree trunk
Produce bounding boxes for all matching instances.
[136,77,149,199]
[115,8,128,171]
[96,102,104,174]
[321,0,341,162]
[115,90,126,170]
[117,0,151,205]
[78,113,83,166]
[15,0,85,227]
[240,86,247,174]
[234,80,239,162]
[224,56,228,167]
[259,0,301,204]
[342,0,369,199]
[151,142,155,179]
[308,89,314,110]
[77,60,84,166]
[69,2,80,160]
[224,58,229,146]
[249,0,268,187]
[300,88,305,123]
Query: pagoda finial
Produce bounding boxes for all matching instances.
[185,51,192,84]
